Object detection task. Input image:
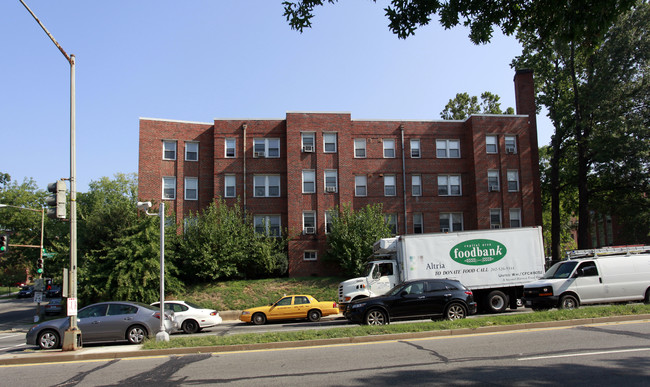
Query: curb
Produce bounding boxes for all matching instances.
[1,314,649,366]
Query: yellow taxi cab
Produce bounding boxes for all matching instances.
[239,295,339,325]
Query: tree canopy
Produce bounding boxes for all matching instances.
[440,91,514,120]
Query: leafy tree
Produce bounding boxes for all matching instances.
[283,0,636,44]
[325,203,392,276]
[440,91,514,120]
[175,199,288,281]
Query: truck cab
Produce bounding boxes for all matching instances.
[338,260,398,312]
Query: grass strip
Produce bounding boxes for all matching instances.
[143,303,650,350]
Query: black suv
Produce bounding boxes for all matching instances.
[345,279,477,325]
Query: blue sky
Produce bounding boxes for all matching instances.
[1,1,553,193]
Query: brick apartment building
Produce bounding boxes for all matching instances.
[138,69,543,277]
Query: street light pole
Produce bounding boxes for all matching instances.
[19,0,80,350]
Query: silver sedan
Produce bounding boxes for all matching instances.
[26,301,176,350]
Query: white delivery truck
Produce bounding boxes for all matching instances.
[523,246,650,310]
[338,227,546,313]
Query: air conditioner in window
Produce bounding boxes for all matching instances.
[254,151,265,158]
[325,186,336,193]
[489,185,499,192]
[441,228,450,233]
[506,147,516,154]
[304,227,316,235]
[303,145,314,153]
[491,225,501,229]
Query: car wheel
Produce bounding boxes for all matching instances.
[38,329,60,350]
[445,303,467,320]
[182,319,200,334]
[485,290,508,313]
[559,295,579,310]
[307,309,322,322]
[364,309,387,325]
[252,313,267,325]
[126,325,147,344]
[644,288,650,304]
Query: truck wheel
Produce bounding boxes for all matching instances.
[364,309,387,325]
[444,303,467,320]
[485,291,508,313]
[559,295,579,310]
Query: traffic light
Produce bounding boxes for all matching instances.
[46,180,67,219]
[0,234,8,253]
[36,257,44,274]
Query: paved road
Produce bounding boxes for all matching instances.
[2,319,649,386]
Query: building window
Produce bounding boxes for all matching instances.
[224,175,236,198]
[384,175,396,196]
[323,133,337,153]
[162,177,176,200]
[440,213,463,232]
[505,135,517,154]
[488,170,500,192]
[507,170,520,192]
[163,141,176,160]
[436,139,460,158]
[355,175,367,196]
[183,216,198,232]
[438,175,461,196]
[486,135,498,154]
[184,177,198,200]
[303,211,316,234]
[413,213,423,234]
[325,210,334,234]
[185,142,199,161]
[509,208,521,228]
[354,138,366,158]
[410,139,421,158]
[301,132,315,152]
[412,175,422,196]
[385,214,398,234]
[302,170,315,193]
[324,170,338,193]
[254,175,280,197]
[225,138,236,158]
[490,209,502,229]
[253,138,280,158]
[254,215,281,237]
[383,139,395,158]
[304,251,317,261]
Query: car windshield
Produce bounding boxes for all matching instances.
[386,283,409,297]
[541,261,579,279]
[134,302,158,312]
[185,301,202,309]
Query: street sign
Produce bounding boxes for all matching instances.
[33,291,43,303]
[67,297,77,316]
[43,253,55,258]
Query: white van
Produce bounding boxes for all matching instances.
[523,246,650,310]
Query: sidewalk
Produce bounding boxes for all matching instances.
[1,314,649,366]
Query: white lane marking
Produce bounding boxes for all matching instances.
[519,347,650,361]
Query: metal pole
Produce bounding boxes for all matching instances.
[156,202,169,341]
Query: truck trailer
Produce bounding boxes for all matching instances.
[338,227,546,313]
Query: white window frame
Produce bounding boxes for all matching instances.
[253,138,280,158]
[302,170,316,193]
[488,170,500,192]
[324,170,338,193]
[254,215,281,237]
[440,212,463,232]
[253,175,280,197]
[383,139,396,158]
[436,139,460,158]
[355,175,367,197]
[486,135,498,154]
[184,177,198,200]
[410,139,421,158]
[301,132,315,151]
[412,175,422,196]
[507,170,520,192]
[354,138,366,158]
[505,135,517,154]
[385,214,398,235]
[162,177,176,200]
[302,211,316,234]
[224,175,236,198]
[384,174,396,196]
[413,212,423,234]
[325,210,334,234]
[323,133,337,153]
[438,175,461,196]
[490,208,502,229]
[303,251,318,261]
[185,141,199,161]
[163,140,176,160]
[225,138,236,158]
[509,208,522,228]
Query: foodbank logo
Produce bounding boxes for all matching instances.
[450,239,507,265]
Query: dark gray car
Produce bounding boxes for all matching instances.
[26,301,176,350]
